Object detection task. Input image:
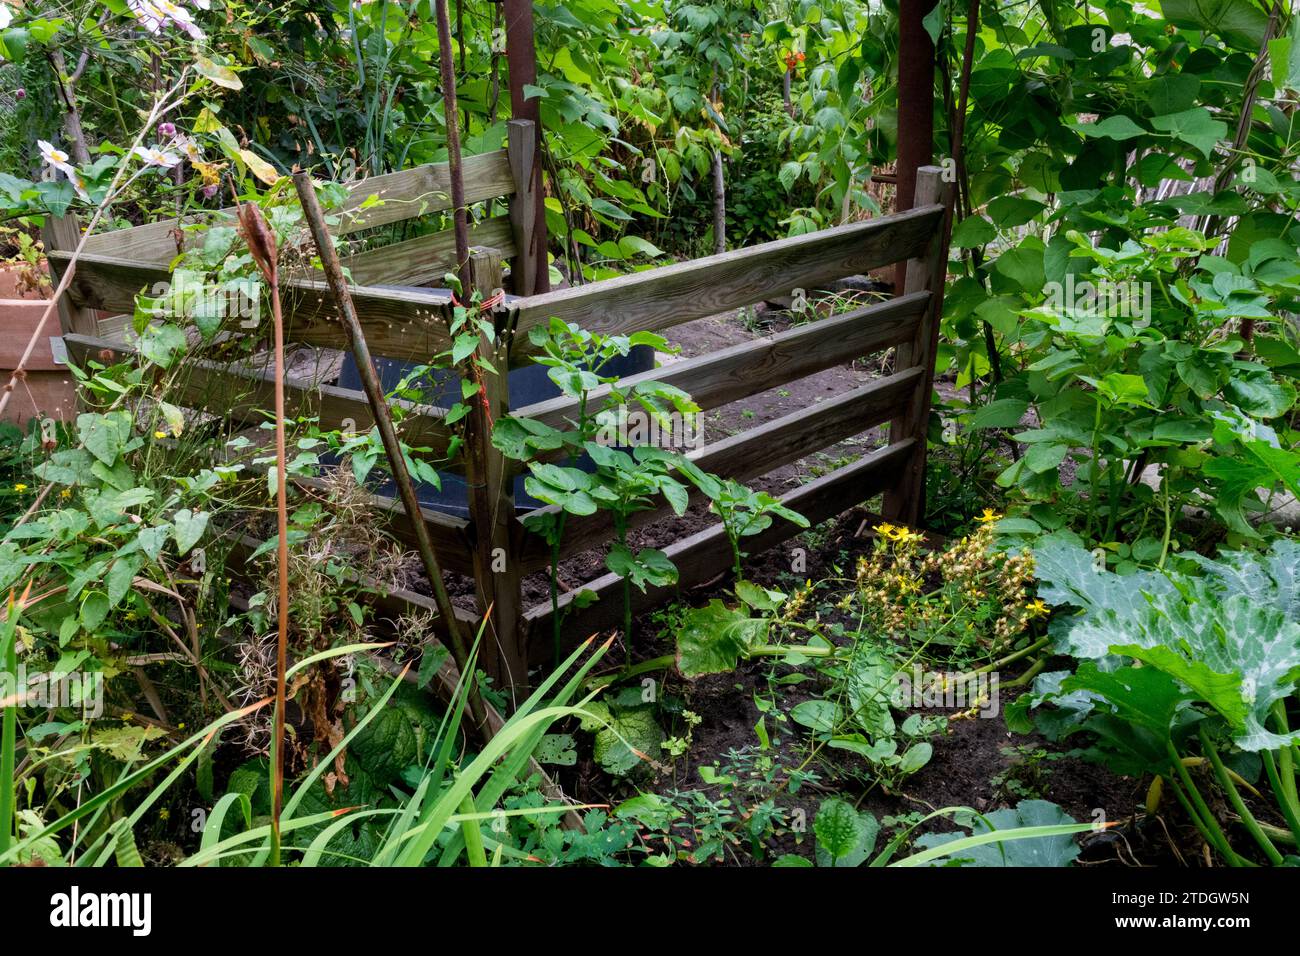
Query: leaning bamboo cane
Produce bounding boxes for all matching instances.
[291,172,487,735]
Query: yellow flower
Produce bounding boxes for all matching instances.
[154,430,167,440]
[60,488,72,499]
[1026,598,1049,617]
[895,574,923,594]
[873,522,897,539]
[975,508,1001,523]
[159,808,170,821]
[13,483,26,493]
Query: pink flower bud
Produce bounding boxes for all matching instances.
[158,122,177,137]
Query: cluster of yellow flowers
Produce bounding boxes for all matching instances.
[846,511,1046,651]
[778,579,814,623]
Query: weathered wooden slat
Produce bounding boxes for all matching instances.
[47,250,457,362]
[506,204,943,362]
[514,291,929,438]
[522,439,916,655]
[336,216,516,287]
[515,365,925,573]
[62,333,458,466]
[81,150,517,263]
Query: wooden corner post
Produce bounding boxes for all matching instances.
[882,165,952,527]
[468,246,527,698]
[41,213,97,337]
[506,119,541,296]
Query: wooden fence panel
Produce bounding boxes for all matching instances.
[506,204,943,362]
[523,439,916,653]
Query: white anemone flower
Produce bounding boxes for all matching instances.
[38,140,76,177]
[133,145,182,169]
[174,135,203,164]
[0,6,13,30]
[128,0,204,39]
[156,0,204,38]
[127,0,165,32]
[69,171,90,202]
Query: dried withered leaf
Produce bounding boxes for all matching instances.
[236,200,278,278]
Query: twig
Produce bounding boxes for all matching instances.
[0,75,190,423]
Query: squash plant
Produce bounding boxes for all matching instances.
[1011,539,1300,865]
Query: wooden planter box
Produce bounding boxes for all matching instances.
[0,266,77,430]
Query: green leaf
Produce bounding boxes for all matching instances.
[1160,0,1270,50]
[106,553,143,608]
[675,599,767,676]
[1150,108,1227,159]
[80,591,110,632]
[790,699,839,732]
[77,411,132,467]
[580,702,664,776]
[814,798,878,867]
[172,509,209,556]
[994,245,1045,293]
[1069,115,1146,141]
[986,196,1045,228]
[969,399,1029,430]
[912,801,1082,867]
[950,215,996,249]
[605,544,677,593]
[136,323,187,369]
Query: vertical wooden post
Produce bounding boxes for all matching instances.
[503,0,550,293]
[41,213,96,337]
[882,166,952,527]
[468,246,527,699]
[506,119,540,296]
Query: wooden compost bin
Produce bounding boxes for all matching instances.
[44,125,952,695]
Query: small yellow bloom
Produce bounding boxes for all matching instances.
[873,522,896,538]
[975,508,1002,523]
[13,483,27,493]
[60,488,72,499]
[1026,598,1049,617]
[154,430,167,440]
[159,808,170,821]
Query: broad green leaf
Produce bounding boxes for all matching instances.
[912,800,1082,867]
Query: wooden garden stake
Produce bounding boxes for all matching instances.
[291,172,487,734]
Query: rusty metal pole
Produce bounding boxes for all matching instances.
[895,0,938,292]
[435,0,471,294]
[292,171,486,733]
[503,0,550,292]
[435,0,516,689]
